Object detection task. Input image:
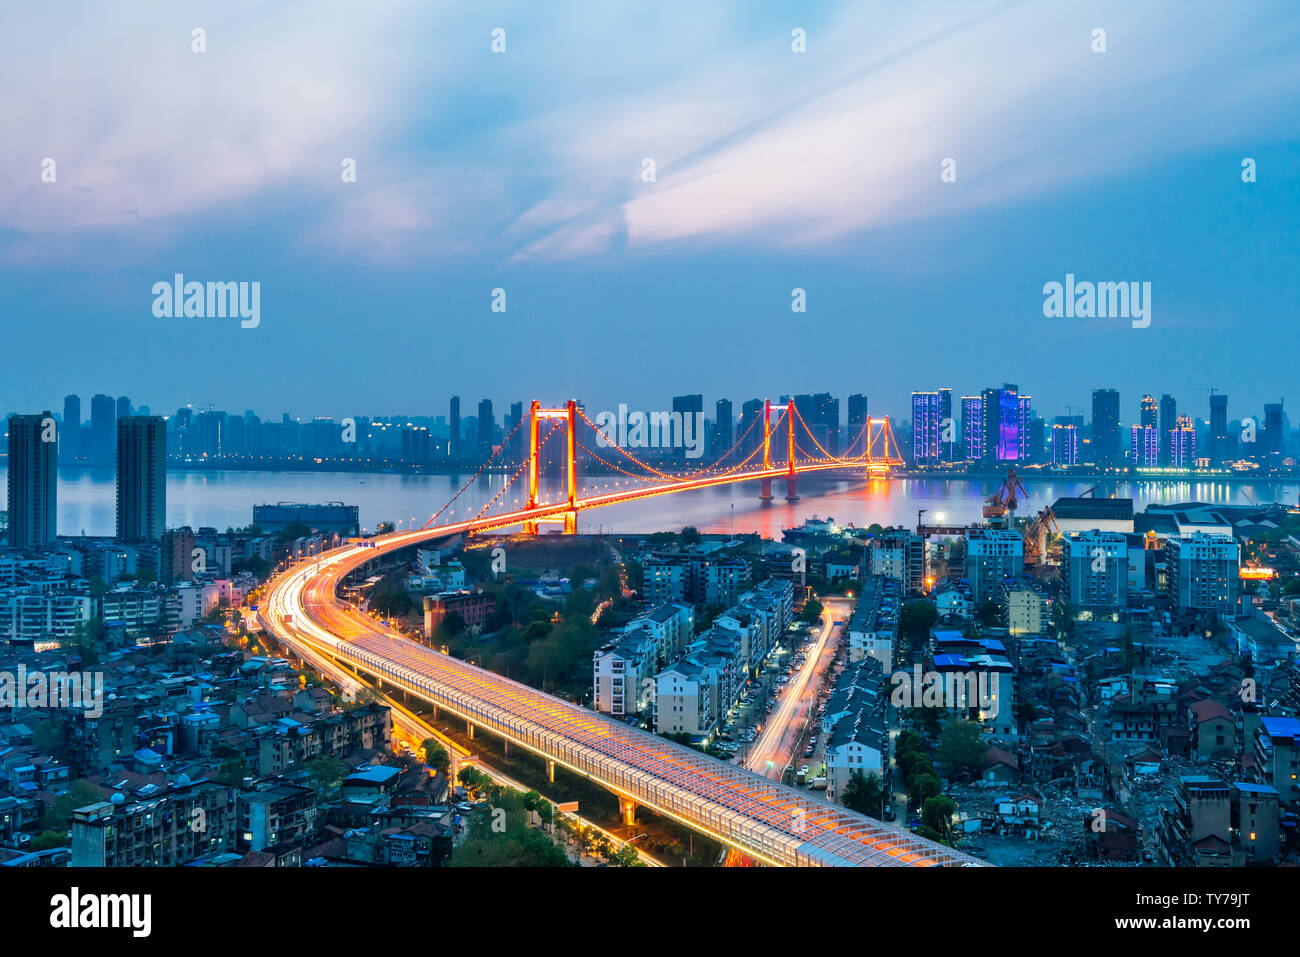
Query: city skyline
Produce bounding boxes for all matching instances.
[10,382,1289,438]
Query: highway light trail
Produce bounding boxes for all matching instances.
[259,531,983,867]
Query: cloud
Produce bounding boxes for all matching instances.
[1,0,1297,266]
[505,0,1300,259]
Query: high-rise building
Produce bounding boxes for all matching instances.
[449,396,461,461]
[116,395,132,420]
[1062,531,1128,614]
[1028,415,1045,465]
[965,528,1024,604]
[911,391,942,465]
[1018,395,1034,462]
[90,393,116,466]
[116,415,167,542]
[960,395,983,461]
[740,399,765,458]
[1130,424,1159,468]
[980,384,1020,463]
[6,412,58,548]
[62,394,81,462]
[1170,415,1197,467]
[160,526,196,585]
[1140,394,1158,428]
[793,393,840,457]
[712,398,734,461]
[1166,533,1239,614]
[197,409,225,457]
[477,400,494,460]
[1263,402,1284,463]
[1158,394,1177,466]
[1052,420,1079,466]
[671,394,704,463]
[1091,389,1121,467]
[1209,393,1229,465]
[870,526,926,593]
[508,401,525,464]
[846,394,869,456]
[938,388,954,462]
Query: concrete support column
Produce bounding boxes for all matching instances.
[618,796,637,826]
[547,760,556,783]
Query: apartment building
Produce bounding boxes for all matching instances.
[653,661,713,737]
[1166,533,1240,614]
[1061,530,1129,617]
[965,528,1024,605]
[592,631,657,718]
[70,781,238,866]
[871,526,926,594]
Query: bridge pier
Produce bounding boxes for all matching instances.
[785,474,799,502]
[564,509,578,535]
[618,796,637,826]
[759,478,773,501]
[547,760,556,783]
[503,739,509,757]
[468,722,475,740]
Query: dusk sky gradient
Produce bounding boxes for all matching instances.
[2,0,1298,426]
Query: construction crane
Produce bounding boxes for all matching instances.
[1024,506,1060,567]
[982,466,1028,527]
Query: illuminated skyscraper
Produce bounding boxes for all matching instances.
[960,395,983,461]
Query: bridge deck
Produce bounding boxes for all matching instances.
[334,629,978,867]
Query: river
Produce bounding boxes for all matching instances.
[3,467,1297,540]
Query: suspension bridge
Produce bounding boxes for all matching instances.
[257,399,981,866]
[412,397,903,536]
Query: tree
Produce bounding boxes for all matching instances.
[909,772,942,806]
[31,829,69,851]
[976,599,1000,628]
[216,758,250,787]
[898,600,938,658]
[1282,579,1300,597]
[235,555,271,579]
[841,770,885,817]
[305,755,350,795]
[450,790,572,867]
[921,795,957,843]
[681,526,701,545]
[69,617,105,666]
[47,781,107,831]
[800,599,824,626]
[936,720,986,777]
[275,522,314,544]
[32,720,73,763]
[902,705,941,738]
[422,739,451,776]
[369,573,414,618]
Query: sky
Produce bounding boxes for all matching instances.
[1,0,1298,427]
